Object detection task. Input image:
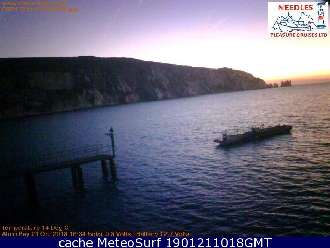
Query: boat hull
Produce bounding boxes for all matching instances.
[215,125,292,147]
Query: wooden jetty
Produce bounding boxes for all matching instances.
[1,128,117,207]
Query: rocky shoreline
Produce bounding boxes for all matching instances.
[0,57,267,119]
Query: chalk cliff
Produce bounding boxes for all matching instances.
[0,57,267,119]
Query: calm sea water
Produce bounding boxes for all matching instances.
[0,83,329,235]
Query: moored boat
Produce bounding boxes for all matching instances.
[214,125,292,147]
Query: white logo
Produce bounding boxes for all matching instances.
[268,2,328,38]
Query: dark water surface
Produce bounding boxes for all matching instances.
[1,83,330,235]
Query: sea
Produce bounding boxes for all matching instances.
[0,83,329,235]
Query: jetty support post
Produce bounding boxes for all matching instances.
[71,165,85,191]
[110,158,117,181]
[71,166,78,190]
[101,159,109,178]
[76,166,85,191]
[110,127,115,158]
[24,173,39,207]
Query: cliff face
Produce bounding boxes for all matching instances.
[0,57,267,119]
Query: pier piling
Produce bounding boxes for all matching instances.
[24,173,39,207]
[76,166,85,191]
[110,158,117,181]
[101,159,109,178]
[108,127,116,158]
[71,166,85,191]
[71,166,78,190]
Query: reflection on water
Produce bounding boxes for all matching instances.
[0,83,330,235]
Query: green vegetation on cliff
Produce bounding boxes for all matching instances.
[0,57,267,119]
